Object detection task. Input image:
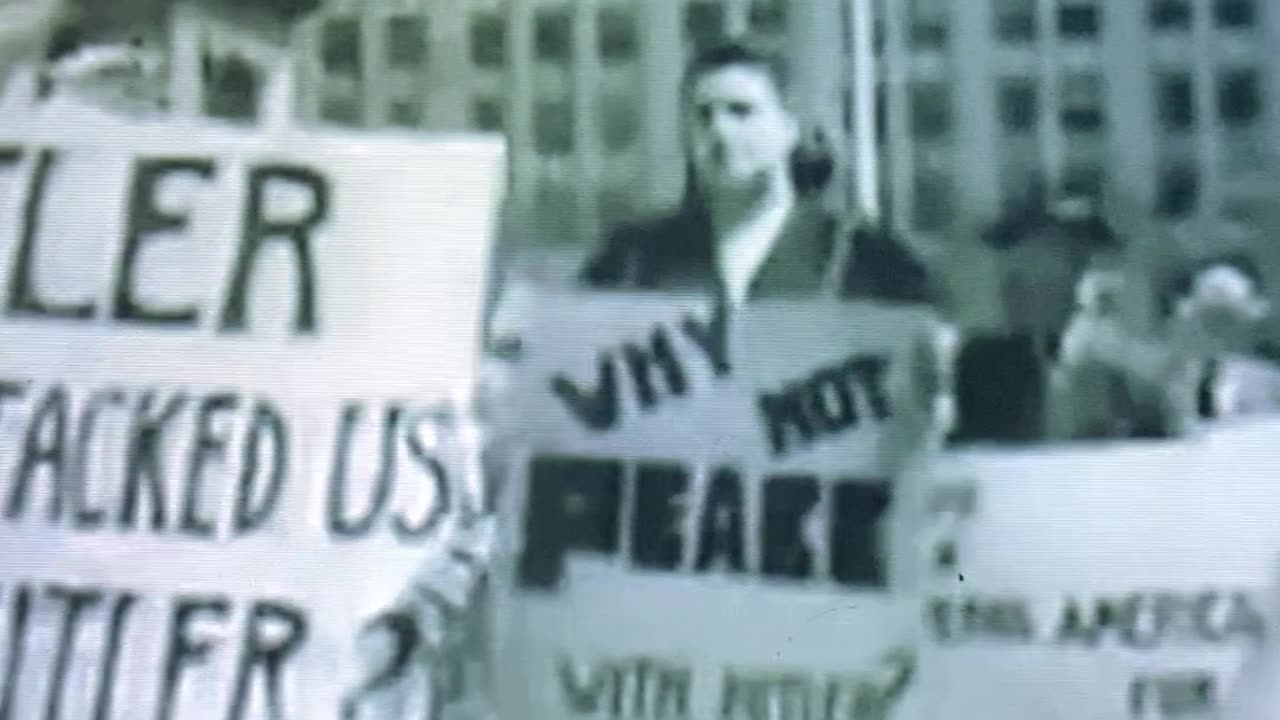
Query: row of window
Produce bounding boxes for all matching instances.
[909,158,1206,232]
[317,0,794,79]
[894,66,1263,142]
[320,12,506,77]
[916,0,1254,49]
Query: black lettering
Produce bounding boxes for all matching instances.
[226,601,308,720]
[0,380,26,421]
[1055,596,1131,646]
[327,404,401,538]
[845,356,891,421]
[112,158,216,325]
[7,385,69,521]
[927,598,952,642]
[655,666,691,718]
[829,480,891,587]
[551,354,620,431]
[681,307,731,377]
[1124,593,1180,649]
[1223,591,1267,642]
[695,468,746,574]
[805,366,856,433]
[557,658,612,714]
[621,328,687,410]
[156,596,230,720]
[120,391,187,530]
[758,384,815,458]
[395,414,451,540]
[234,401,288,535]
[519,456,621,589]
[92,594,136,720]
[630,463,688,571]
[340,611,419,719]
[45,586,102,720]
[0,585,32,720]
[70,389,125,529]
[761,475,820,580]
[0,146,21,168]
[181,393,238,538]
[7,149,95,320]
[221,165,327,334]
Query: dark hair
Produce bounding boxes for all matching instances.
[679,39,834,200]
[1160,252,1265,318]
[682,40,788,95]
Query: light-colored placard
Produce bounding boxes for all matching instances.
[913,420,1280,720]
[0,112,505,719]
[489,290,943,720]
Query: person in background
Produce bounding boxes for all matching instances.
[1050,253,1280,439]
[1162,255,1280,425]
[581,39,933,308]
[6,0,318,118]
[952,194,1121,443]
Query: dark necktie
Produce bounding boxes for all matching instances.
[1197,358,1220,419]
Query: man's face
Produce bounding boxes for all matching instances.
[686,64,798,193]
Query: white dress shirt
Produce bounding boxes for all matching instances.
[714,199,791,308]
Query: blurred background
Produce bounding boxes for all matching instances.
[5,0,1280,393]
[132,0,1280,336]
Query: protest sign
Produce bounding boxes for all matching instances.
[487,290,943,720]
[0,111,505,719]
[912,419,1280,720]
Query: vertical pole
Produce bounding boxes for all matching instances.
[848,0,880,218]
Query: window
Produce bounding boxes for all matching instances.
[1157,73,1194,130]
[598,7,637,62]
[389,100,422,128]
[321,18,360,76]
[1214,0,1255,28]
[535,100,573,155]
[1058,3,1100,38]
[750,0,787,34]
[998,79,1038,133]
[1062,164,1105,199]
[685,2,725,50]
[535,7,572,62]
[600,92,639,150]
[387,16,426,69]
[470,12,505,68]
[913,170,953,231]
[1218,69,1261,126]
[1061,73,1104,131]
[1155,164,1198,217]
[1150,0,1191,30]
[875,84,888,143]
[472,97,503,132]
[993,0,1036,42]
[909,0,948,49]
[911,82,952,139]
[204,55,258,121]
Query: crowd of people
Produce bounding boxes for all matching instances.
[7,7,1280,715]
[954,195,1280,445]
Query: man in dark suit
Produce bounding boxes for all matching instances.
[580,40,933,307]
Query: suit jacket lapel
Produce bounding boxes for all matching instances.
[748,200,838,300]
